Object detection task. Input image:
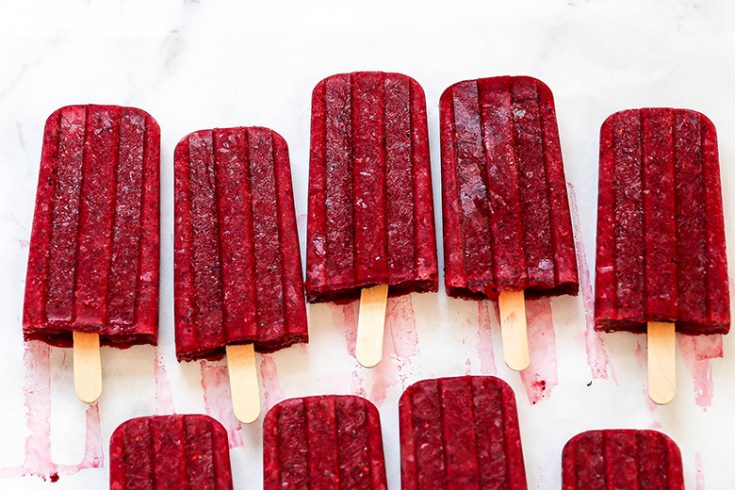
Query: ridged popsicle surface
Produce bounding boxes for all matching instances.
[399,376,527,490]
[23,104,160,348]
[174,126,307,361]
[440,76,578,300]
[263,395,388,490]
[595,108,729,334]
[306,71,438,303]
[109,414,233,490]
[562,430,684,490]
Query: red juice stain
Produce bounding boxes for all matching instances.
[200,360,243,448]
[519,298,559,404]
[568,183,612,381]
[678,334,723,409]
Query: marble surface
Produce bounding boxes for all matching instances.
[1,0,735,487]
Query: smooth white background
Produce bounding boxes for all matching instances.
[1,0,734,488]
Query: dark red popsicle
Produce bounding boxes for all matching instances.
[400,376,527,489]
[174,126,308,361]
[440,76,578,299]
[562,430,684,490]
[110,414,233,490]
[23,104,160,348]
[263,395,387,489]
[305,71,438,303]
[595,108,729,334]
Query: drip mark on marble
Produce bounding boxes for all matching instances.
[678,334,723,409]
[476,300,497,375]
[154,349,175,415]
[200,361,243,448]
[568,183,612,380]
[0,341,103,480]
[368,295,419,405]
[519,298,558,404]
[337,303,367,396]
[260,355,284,412]
[695,453,705,490]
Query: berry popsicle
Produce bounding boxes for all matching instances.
[23,104,160,403]
[595,108,729,403]
[110,414,233,489]
[400,376,527,489]
[562,430,684,489]
[440,76,578,370]
[174,126,308,423]
[306,71,438,367]
[263,395,388,489]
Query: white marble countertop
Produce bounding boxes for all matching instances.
[1,0,734,487]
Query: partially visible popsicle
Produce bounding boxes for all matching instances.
[562,430,684,490]
[263,395,388,490]
[110,414,233,490]
[306,71,438,367]
[440,76,578,370]
[595,108,729,403]
[23,104,160,403]
[399,376,527,489]
[174,126,308,422]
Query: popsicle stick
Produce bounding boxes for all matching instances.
[73,331,102,404]
[498,290,530,371]
[355,284,389,368]
[647,321,676,405]
[226,343,261,424]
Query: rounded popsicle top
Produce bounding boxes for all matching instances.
[311,71,427,102]
[44,104,160,133]
[600,107,716,138]
[562,429,684,490]
[439,75,557,111]
[110,414,233,490]
[174,125,289,156]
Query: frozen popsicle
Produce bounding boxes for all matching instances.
[595,108,729,403]
[562,430,684,490]
[174,126,307,423]
[400,376,527,489]
[110,414,233,490]
[306,71,438,367]
[263,395,388,489]
[23,104,160,403]
[440,76,578,371]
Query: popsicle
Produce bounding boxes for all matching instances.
[562,430,684,490]
[306,71,438,367]
[174,126,307,423]
[263,395,388,489]
[23,104,160,403]
[595,108,729,403]
[110,414,233,490]
[399,376,527,489]
[440,76,578,371]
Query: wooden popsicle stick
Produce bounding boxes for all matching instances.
[226,343,261,424]
[498,290,530,371]
[355,284,389,368]
[73,331,102,404]
[647,321,676,405]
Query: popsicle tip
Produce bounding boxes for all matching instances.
[73,331,102,403]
